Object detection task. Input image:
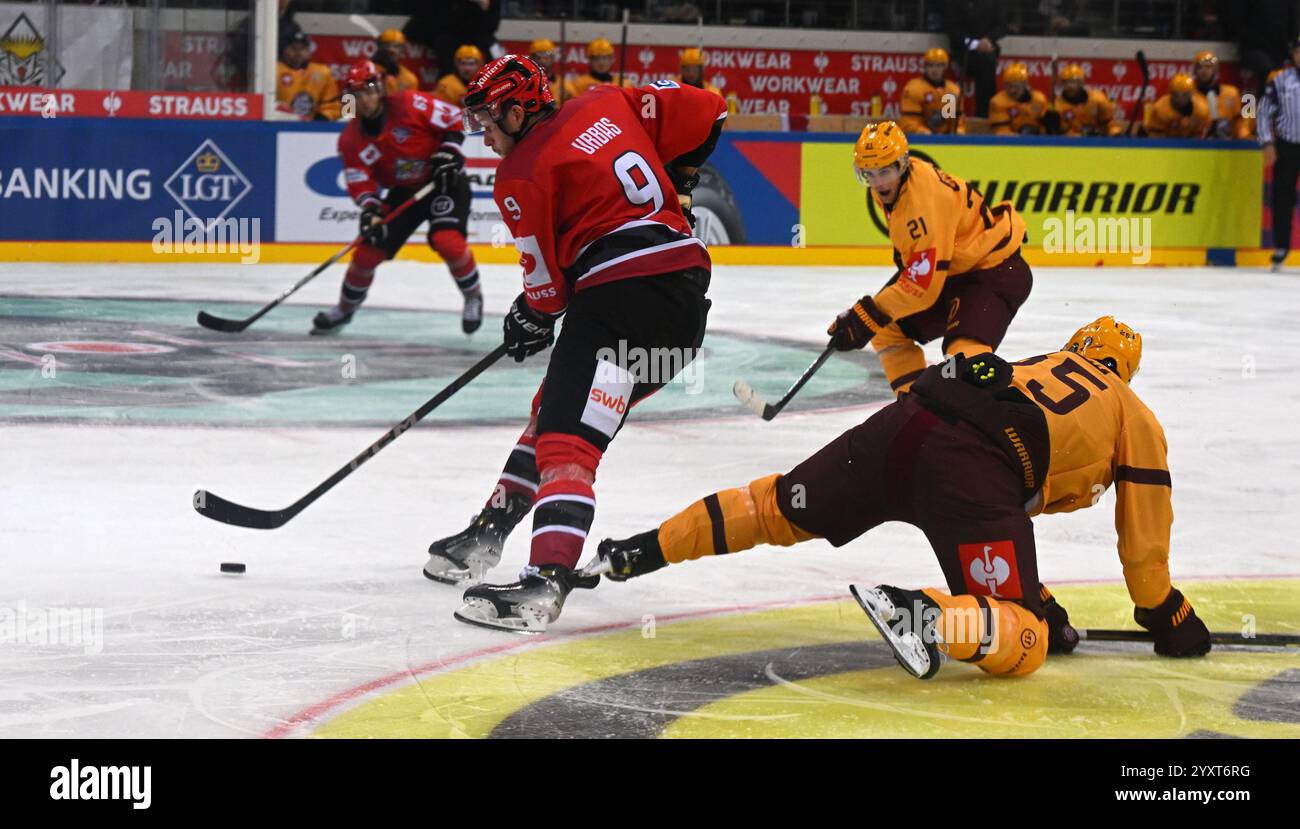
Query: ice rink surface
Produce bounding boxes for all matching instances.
[2,259,1298,738]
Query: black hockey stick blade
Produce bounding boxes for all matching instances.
[1080,628,1299,647]
[193,488,294,529]
[194,343,508,530]
[196,309,254,333]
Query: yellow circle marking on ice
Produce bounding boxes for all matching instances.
[309,580,1299,739]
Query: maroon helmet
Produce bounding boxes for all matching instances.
[344,59,384,93]
[462,54,554,136]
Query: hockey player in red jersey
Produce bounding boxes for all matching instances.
[423,55,728,633]
[314,60,484,336]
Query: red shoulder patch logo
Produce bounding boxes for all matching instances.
[958,540,1022,599]
[899,248,936,295]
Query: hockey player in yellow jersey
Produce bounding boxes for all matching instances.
[1145,73,1211,138]
[899,47,965,135]
[571,38,635,95]
[1193,51,1252,139]
[433,44,484,105]
[1054,63,1122,136]
[529,38,577,106]
[676,48,723,98]
[829,121,1031,396]
[989,62,1049,134]
[374,29,420,95]
[276,26,340,121]
[596,317,1212,681]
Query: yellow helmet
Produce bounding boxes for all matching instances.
[1061,63,1085,82]
[1064,316,1143,383]
[1002,62,1029,85]
[530,38,557,56]
[853,121,909,182]
[1194,50,1218,66]
[924,47,949,65]
[681,47,706,67]
[378,28,406,45]
[455,44,484,63]
[588,38,615,58]
[1169,73,1195,94]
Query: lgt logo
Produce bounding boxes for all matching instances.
[164,139,252,222]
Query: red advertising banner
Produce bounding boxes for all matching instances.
[0,88,262,120]
[307,35,1240,123]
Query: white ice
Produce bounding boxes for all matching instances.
[1,260,1298,737]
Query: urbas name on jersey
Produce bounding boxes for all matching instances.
[338,90,465,206]
[493,80,728,314]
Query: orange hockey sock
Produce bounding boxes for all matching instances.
[658,473,816,563]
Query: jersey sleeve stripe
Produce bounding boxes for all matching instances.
[1116,465,1172,487]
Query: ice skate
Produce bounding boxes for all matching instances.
[851,584,943,680]
[461,289,483,334]
[454,564,597,634]
[423,492,532,585]
[310,306,353,335]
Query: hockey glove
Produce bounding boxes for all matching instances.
[358,202,388,248]
[669,167,700,229]
[503,293,557,362]
[827,295,886,351]
[1134,587,1212,657]
[597,530,667,582]
[1040,588,1079,655]
[430,149,465,193]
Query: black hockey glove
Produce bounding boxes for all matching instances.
[827,295,886,351]
[1040,587,1079,655]
[503,293,557,362]
[358,202,387,247]
[669,167,700,229]
[597,530,667,582]
[430,149,464,193]
[1134,587,1211,657]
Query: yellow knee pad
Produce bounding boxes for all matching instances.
[873,325,926,395]
[923,589,1048,678]
[658,473,814,564]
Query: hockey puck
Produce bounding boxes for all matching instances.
[220,562,246,574]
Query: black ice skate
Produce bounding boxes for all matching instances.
[850,584,943,680]
[461,290,483,334]
[423,492,532,585]
[595,529,667,581]
[454,564,598,634]
[310,307,354,335]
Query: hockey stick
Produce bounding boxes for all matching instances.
[617,8,630,87]
[194,343,508,529]
[196,180,436,333]
[1124,50,1149,136]
[732,344,834,421]
[1080,628,1299,648]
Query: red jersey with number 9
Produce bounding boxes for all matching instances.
[492,81,728,315]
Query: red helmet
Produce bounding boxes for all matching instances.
[344,60,384,93]
[462,54,554,136]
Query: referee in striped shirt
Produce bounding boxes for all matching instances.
[1261,37,1300,270]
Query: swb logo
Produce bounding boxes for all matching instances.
[164,139,252,222]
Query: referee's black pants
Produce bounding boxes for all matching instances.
[1273,139,1300,251]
